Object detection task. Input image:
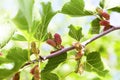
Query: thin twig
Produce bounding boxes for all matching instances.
[82,26,115,46]
[82,26,120,46]
[42,46,75,60]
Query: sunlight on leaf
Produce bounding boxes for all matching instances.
[17,0,34,27]
[13,10,28,30]
[0,24,15,48]
[13,0,34,30]
[0,63,14,70]
[34,2,57,41]
[12,33,27,41]
[61,0,93,16]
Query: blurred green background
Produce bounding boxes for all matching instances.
[0,0,120,80]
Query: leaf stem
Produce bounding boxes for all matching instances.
[74,59,81,73]
[28,41,31,61]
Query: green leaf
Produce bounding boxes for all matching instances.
[68,25,83,41]
[85,52,108,76]
[34,2,56,41]
[61,0,93,16]
[13,10,28,30]
[0,47,28,79]
[12,0,34,31]
[18,0,34,27]
[41,73,59,80]
[42,52,67,73]
[12,33,27,41]
[99,0,105,8]
[30,20,40,35]
[0,57,11,65]
[89,18,100,34]
[7,47,28,62]
[41,52,66,80]
[108,6,120,13]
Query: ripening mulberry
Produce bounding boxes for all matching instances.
[101,12,110,20]
[99,20,110,27]
[54,33,62,45]
[46,39,57,47]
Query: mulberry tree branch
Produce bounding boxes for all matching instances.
[22,26,120,67]
[42,46,75,60]
[41,26,120,60]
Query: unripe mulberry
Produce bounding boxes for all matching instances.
[30,65,40,80]
[0,52,2,56]
[54,33,62,45]
[96,8,103,14]
[46,39,56,47]
[75,51,83,60]
[34,65,39,79]
[12,72,20,80]
[31,42,36,49]
[30,65,39,75]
